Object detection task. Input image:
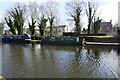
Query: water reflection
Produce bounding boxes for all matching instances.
[2,43,119,78]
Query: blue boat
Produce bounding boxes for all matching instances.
[41,36,82,46]
[1,34,31,43]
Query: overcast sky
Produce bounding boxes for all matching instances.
[0,0,120,30]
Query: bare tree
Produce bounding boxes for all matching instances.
[66,1,84,34]
[29,2,39,21]
[85,1,99,34]
[27,2,38,36]
[27,2,47,36]
[45,2,59,36]
[38,15,47,36]
[28,2,59,37]
[37,3,48,36]
[93,17,102,34]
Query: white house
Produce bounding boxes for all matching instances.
[46,25,66,36]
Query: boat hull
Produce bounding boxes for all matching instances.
[41,41,81,46]
[2,38,31,43]
[1,34,31,43]
[41,37,82,46]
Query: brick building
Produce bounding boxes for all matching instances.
[99,20,112,34]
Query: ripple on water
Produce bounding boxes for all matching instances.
[2,44,119,78]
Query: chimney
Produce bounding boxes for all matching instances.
[110,20,112,23]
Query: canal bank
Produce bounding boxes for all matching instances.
[84,36,120,46]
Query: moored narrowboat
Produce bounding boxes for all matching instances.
[41,36,82,46]
[2,34,31,43]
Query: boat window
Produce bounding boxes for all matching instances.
[61,37,64,40]
[50,37,55,41]
[77,37,79,42]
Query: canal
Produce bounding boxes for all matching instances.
[1,43,120,78]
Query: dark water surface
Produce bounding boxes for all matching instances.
[2,43,119,78]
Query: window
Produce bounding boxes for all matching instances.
[50,37,55,41]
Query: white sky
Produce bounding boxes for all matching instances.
[0,0,120,30]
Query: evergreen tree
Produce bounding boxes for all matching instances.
[28,17,36,36]
[5,17,16,35]
[38,16,47,36]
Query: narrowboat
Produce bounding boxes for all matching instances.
[1,34,31,43]
[41,36,82,46]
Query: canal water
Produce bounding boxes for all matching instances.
[1,43,120,78]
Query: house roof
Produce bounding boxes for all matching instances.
[101,22,112,27]
[47,25,66,28]
[55,25,66,28]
